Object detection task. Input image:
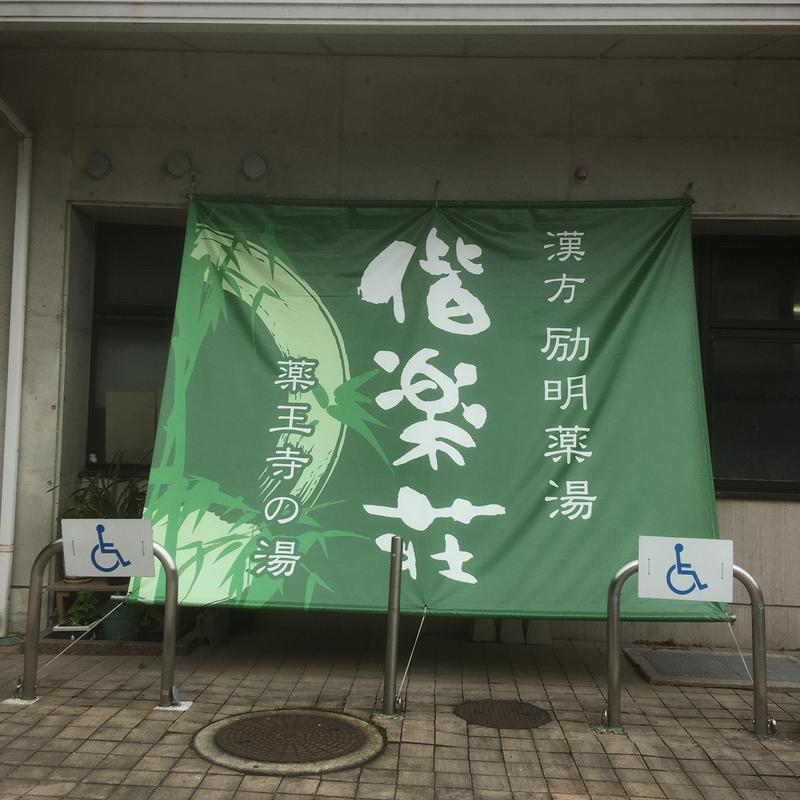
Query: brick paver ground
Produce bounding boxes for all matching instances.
[2,630,800,799]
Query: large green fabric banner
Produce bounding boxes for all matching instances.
[131,196,724,620]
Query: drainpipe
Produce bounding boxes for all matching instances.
[0,96,32,637]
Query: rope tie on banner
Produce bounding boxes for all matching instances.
[727,619,753,683]
[397,605,428,702]
[37,601,125,676]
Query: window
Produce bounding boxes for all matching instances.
[694,236,800,497]
[87,223,183,469]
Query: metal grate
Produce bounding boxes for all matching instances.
[625,647,800,690]
[455,699,551,729]
[214,711,368,763]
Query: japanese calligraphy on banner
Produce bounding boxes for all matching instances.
[129,197,725,621]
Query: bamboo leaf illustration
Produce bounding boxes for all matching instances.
[326,369,390,465]
[303,569,333,609]
[312,382,330,410]
[213,541,245,562]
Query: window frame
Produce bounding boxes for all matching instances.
[86,222,183,473]
[694,234,800,499]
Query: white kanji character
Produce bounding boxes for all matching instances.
[456,238,483,275]
[374,348,486,469]
[427,273,490,336]
[419,228,452,276]
[540,327,590,362]
[269,403,312,435]
[265,447,311,480]
[544,230,585,262]
[543,375,588,411]
[364,486,505,532]
[358,240,416,323]
[544,426,592,464]
[274,358,318,393]
[251,538,301,577]
[545,480,596,520]
[420,229,489,334]
[544,273,585,304]
[431,534,477,584]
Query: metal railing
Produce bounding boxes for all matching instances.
[600,559,776,737]
[18,538,183,708]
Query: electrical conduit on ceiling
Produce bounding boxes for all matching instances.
[0,95,32,638]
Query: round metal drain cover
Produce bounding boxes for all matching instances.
[215,711,367,763]
[194,710,385,775]
[455,699,551,729]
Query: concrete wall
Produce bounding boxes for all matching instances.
[0,47,798,642]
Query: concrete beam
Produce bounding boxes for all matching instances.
[3,2,800,35]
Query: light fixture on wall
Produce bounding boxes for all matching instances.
[165,150,193,178]
[85,152,112,179]
[241,154,267,180]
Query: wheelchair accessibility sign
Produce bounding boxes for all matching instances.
[61,519,155,578]
[638,536,733,603]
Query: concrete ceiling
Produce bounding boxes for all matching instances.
[0,30,799,58]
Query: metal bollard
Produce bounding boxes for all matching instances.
[21,539,65,700]
[153,542,180,708]
[599,559,775,737]
[732,565,774,737]
[18,537,183,708]
[602,560,639,732]
[382,535,403,715]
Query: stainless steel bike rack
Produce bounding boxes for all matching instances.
[598,559,776,737]
[16,538,185,709]
[381,535,403,716]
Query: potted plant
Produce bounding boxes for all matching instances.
[55,589,102,637]
[59,457,147,520]
[136,605,164,642]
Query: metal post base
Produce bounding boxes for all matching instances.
[155,700,193,712]
[592,709,624,734]
[1,696,39,706]
[374,695,405,720]
[755,717,778,739]
[154,686,192,712]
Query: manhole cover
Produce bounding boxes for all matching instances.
[193,710,385,775]
[215,711,367,763]
[455,699,551,729]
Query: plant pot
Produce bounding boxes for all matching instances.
[101,603,141,641]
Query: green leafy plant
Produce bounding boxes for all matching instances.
[58,457,147,520]
[136,605,164,634]
[64,590,101,626]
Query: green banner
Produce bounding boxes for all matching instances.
[131,196,724,620]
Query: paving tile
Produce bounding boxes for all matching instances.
[67,783,115,799]
[106,787,156,800]
[3,640,800,800]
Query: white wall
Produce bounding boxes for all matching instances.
[0,47,798,642]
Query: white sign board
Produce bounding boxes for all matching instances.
[61,519,155,578]
[638,536,733,603]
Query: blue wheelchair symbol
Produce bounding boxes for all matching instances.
[666,543,708,595]
[90,524,132,573]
